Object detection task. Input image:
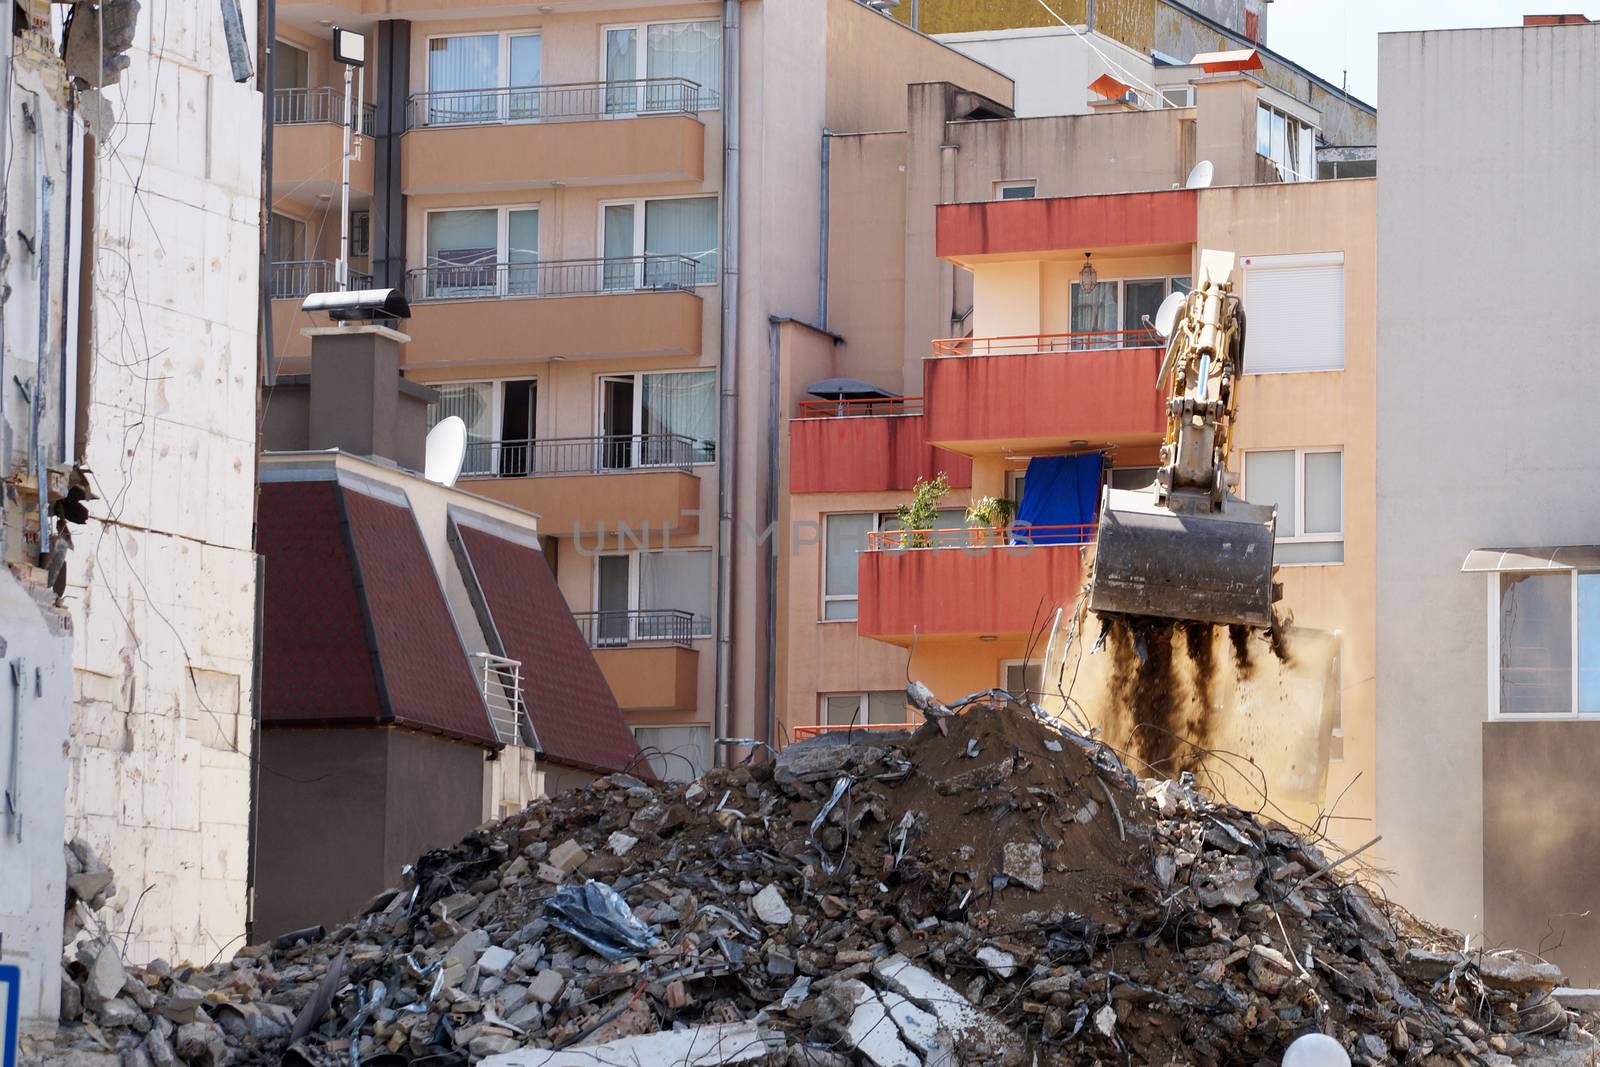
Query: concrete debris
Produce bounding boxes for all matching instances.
[27,698,1600,1066]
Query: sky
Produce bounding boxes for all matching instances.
[1263,1,1598,104]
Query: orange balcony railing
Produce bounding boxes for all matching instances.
[791,722,923,741]
[930,329,1162,358]
[865,523,1097,551]
[795,396,923,418]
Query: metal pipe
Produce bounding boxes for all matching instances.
[763,319,779,752]
[818,128,831,329]
[260,0,277,387]
[712,0,740,766]
[34,175,52,562]
[338,62,353,287]
[58,98,74,465]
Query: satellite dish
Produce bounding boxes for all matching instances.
[1282,1034,1350,1067]
[1153,291,1186,339]
[424,416,467,488]
[1185,159,1215,189]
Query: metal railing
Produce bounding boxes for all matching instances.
[406,77,704,128]
[474,652,527,745]
[930,329,1162,358]
[865,523,1098,551]
[792,722,923,741]
[795,396,924,418]
[570,609,700,649]
[457,434,706,479]
[273,87,375,134]
[270,260,374,300]
[405,254,703,303]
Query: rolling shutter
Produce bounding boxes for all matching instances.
[1241,252,1344,373]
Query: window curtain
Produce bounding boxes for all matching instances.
[1070,281,1118,337]
[823,514,872,619]
[646,21,721,108]
[507,209,539,296]
[602,203,637,289]
[431,382,495,474]
[1012,454,1104,544]
[429,35,498,124]
[427,209,498,297]
[605,28,638,113]
[644,197,717,285]
[640,371,715,462]
[640,550,712,637]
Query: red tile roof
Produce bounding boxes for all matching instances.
[451,520,648,777]
[259,480,499,747]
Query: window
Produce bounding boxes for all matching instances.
[600,196,718,287]
[1160,86,1194,107]
[424,207,539,298]
[426,380,537,475]
[426,32,541,124]
[822,692,908,727]
[994,180,1036,201]
[1070,275,1189,338]
[1241,252,1343,373]
[822,507,972,621]
[596,550,714,642]
[1001,661,1044,699]
[274,40,309,91]
[634,725,709,782]
[1256,102,1317,182]
[1242,448,1343,564]
[350,210,370,258]
[1491,572,1600,718]
[597,370,716,467]
[605,19,721,112]
[270,212,304,264]
[1109,465,1158,492]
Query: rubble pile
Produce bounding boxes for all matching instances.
[30,699,1598,1066]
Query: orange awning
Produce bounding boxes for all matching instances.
[1191,48,1263,73]
[1087,73,1135,100]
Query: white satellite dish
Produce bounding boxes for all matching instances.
[1153,290,1186,339]
[424,416,467,488]
[1184,159,1215,189]
[1282,1034,1350,1067]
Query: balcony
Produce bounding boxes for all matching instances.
[789,397,973,494]
[401,79,705,194]
[401,255,703,369]
[856,525,1094,645]
[456,435,702,537]
[571,610,699,713]
[923,330,1168,455]
[270,260,372,300]
[272,89,374,211]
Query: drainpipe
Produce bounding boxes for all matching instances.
[939,141,959,335]
[817,129,831,330]
[260,0,277,386]
[712,0,740,765]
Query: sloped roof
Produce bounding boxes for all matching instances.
[449,517,648,777]
[258,480,498,747]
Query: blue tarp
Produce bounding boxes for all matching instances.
[1012,454,1103,544]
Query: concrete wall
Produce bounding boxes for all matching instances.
[253,727,485,939]
[1376,25,1600,936]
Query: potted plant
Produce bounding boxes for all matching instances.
[895,472,950,548]
[965,496,1017,546]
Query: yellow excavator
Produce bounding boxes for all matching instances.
[1088,250,1279,629]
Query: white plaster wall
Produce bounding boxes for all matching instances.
[65,0,261,964]
[1375,25,1600,934]
[935,27,1155,117]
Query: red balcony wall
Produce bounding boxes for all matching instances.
[924,347,1167,451]
[790,414,973,494]
[937,190,1197,260]
[857,543,1087,643]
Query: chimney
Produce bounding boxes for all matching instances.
[1524,14,1592,25]
[305,324,437,471]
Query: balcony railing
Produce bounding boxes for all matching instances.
[406,78,704,129]
[791,722,923,741]
[405,254,703,303]
[273,87,375,134]
[570,609,700,649]
[270,260,374,300]
[795,396,924,418]
[930,329,1162,358]
[458,434,706,479]
[865,523,1098,551]
[473,652,527,745]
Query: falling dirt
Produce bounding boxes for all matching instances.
[1227,623,1253,676]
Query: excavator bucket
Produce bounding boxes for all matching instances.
[1088,486,1277,628]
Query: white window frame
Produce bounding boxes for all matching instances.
[994,179,1037,200]
[1255,100,1318,182]
[1000,659,1044,698]
[819,692,909,728]
[594,548,715,640]
[600,18,721,110]
[593,369,716,468]
[422,204,541,298]
[1070,274,1190,336]
[1241,446,1344,565]
[424,30,542,93]
[1486,569,1600,721]
[426,378,538,470]
[1239,251,1345,374]
[596,195,719,289]
[821,512,881,622]
[632,724,710,782]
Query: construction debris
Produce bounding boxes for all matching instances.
[26,696,1600,1065]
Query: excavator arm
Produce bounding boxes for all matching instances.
[1087,250,1279,629]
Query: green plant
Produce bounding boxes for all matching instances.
[895,472,950,548]
[965,495,1016,530]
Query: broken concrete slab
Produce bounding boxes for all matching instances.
[751,884,793,926]
[871,954,1013,1054]
[837,980,919,1067]
[478,1021,780,1065]
[1001,842,1044,891]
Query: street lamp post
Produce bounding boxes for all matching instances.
[332,28,366,290]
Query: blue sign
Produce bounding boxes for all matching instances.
[0,963,18,1067]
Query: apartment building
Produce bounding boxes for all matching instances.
[782,62,1374,834]
[1377,18,1600,984]
[267,0,1012,780]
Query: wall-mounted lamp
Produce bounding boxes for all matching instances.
[1079,252,1098,295]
